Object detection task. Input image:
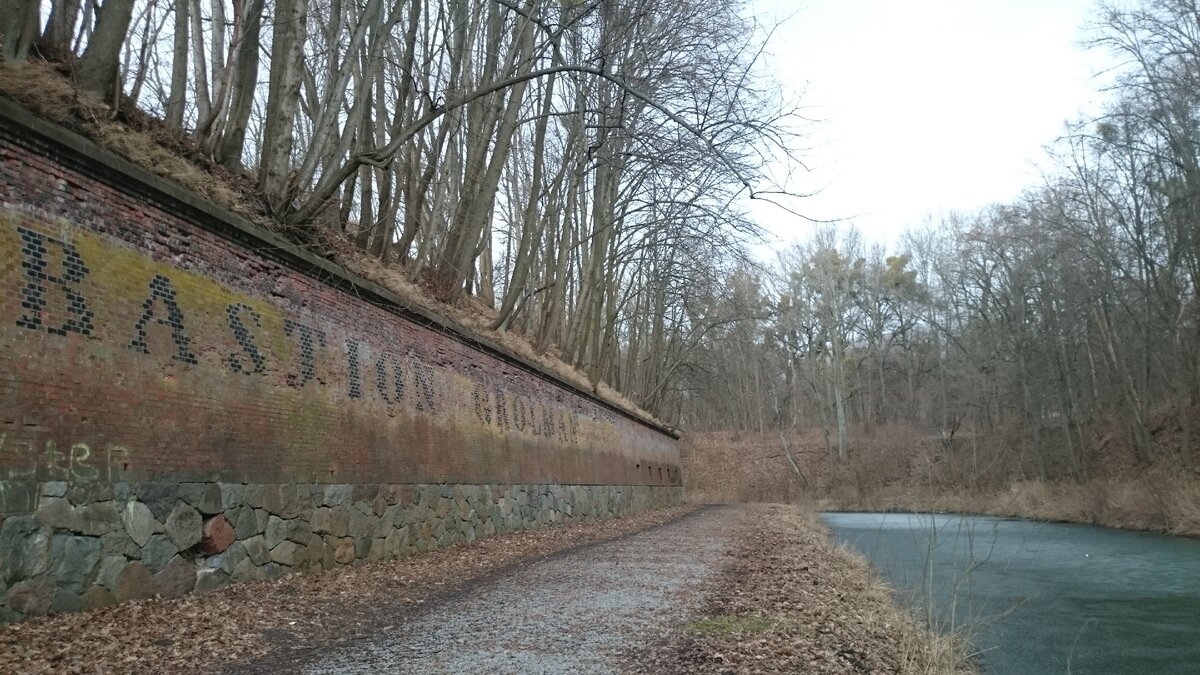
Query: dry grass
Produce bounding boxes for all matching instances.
[627,504,977,674]
[815,472,1200,538]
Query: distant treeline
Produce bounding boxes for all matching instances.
[682,0,1200,482]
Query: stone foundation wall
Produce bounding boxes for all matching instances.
[1,480,682,620]
[0,101,683,621]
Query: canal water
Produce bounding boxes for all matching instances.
[821,513,1200,674]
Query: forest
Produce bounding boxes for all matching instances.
[1,0,1198,518]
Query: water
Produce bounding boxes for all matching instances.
[821,513,1200,674]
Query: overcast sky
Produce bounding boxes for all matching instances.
[749,0,1119,248]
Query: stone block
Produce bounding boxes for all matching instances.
[383,505,406,530]
[350,485,379,504]
[329,506,351,537]
[269,541,305,567]
[259,485,309,518]
[334,537,355,564]
[219,541,248,576]
[309,507,333,534]
[100,530,141,559]
[121,501,161,547]
[66,482,114,507]
[113,482,134,503]
[36,497,82,532]
[95,555,126,591]
[152,555,196,598]
[114,561,155,601]
[243,484,267,509]
[199,515,235,554]
[219,483,246,510]
[50,587,81,613]
[7,575,51,615]
[41,482,68,498]
[320,536,336,569]
[164,501,203,550]
[179,483,223,515]
[347,508,375,539]
[265,516,311,548]
[194,568,228,594]
[353,536,371,559]
[1,520,50,583]
[48,534,101,593]
[77,501,122,536]
[366,538,385,562]
[230,557,259,583]
[80,585,116,610]
[322,484,351,506]
[135,483,179,521]
[229,505,261,539]
[242,535,270,566]
[383,527,405,558]
[141,534,178,574]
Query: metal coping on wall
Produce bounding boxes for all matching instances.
[0,96,679,439]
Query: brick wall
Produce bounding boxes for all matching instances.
[0,100,682,620]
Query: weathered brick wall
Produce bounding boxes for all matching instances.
[0,100,682,620]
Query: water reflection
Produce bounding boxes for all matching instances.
[821,512,1200,674]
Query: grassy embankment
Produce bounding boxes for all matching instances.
[627,504,977,675]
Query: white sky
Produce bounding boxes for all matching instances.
[748,0,1119,249]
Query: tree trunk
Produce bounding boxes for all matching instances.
[164,0,188,126]
[76,0,137,100]
[40,0,82,59]
[259,0,308,211]
[215,0,265,167]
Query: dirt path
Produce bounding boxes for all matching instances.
[240,505,743,674]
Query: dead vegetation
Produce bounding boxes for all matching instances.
[0,505,695,674]
[623,504,976,674]
[681,417,1200,538]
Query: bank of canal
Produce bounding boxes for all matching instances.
[822,512,1200,674]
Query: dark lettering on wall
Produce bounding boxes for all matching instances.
[494,389,510,429]
[513,397,527,432]
[375,351,406,404]
[283,319,326,386]
[225,303,266,374]
[128,274,198,364]
[346,339,363,399]
[14,226,94,336]
[473,385,492,423]
[413,363,436,412]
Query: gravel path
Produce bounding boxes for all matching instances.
[294,505,741,674]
